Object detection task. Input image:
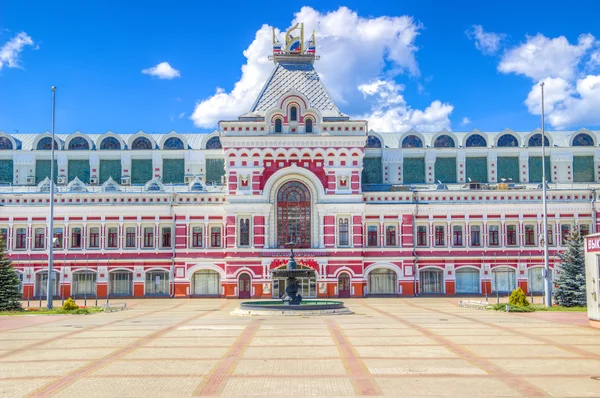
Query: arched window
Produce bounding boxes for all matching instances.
[163,136,184,150]
[305,118,313,133]
[67,136,90,150]
[368,268,397,295]
[497,134,518,147]
[277,181,311,248]
[572,133,594,147]
[402,135,423,148]
[433,135,455,148]
[36,137,58,150]
[465,134,487,147]
[206,136,222,149]
[0,137,13,150]
[275,119,283,133]
[290,106,297,121]
[131,137,153,150]
[528,134,549,147]
[100,137,121,150]
[366,135,382,148]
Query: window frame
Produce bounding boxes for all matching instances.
[338,217,350,247]
[191,226,203,248]
[125,226,136,248]
[238,218,251,247]
[71,227,82,249]
[416,225,428,247]
[452,225,463,247]
[210,226,222,248]
[489,225,499,247]
[367,225,378,247]
[524,224,536,246]
[434,225,445,247]
[15,227,27,250]
[34,228,45,249]
[107,226,118,248]
[506,224,517,246]
[88,227,100,249]
[470,225,481,247]
[143,226,154,248]
[161,226,172,248]
[385,224,397,247]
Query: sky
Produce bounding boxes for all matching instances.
[1,0,600,135]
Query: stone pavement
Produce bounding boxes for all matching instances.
[1,298,599,397]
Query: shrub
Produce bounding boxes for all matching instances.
[509,287,530,307]
[491,303,534,312]
[62,297,79,311]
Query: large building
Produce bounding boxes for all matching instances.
[1,25,599,300]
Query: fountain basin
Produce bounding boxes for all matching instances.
[231,299,353,316]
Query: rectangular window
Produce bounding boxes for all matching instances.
[417,226,427,247]
[489,225,499,246]
[435,226,445,246]
[15,228,26,249]
[385,225,397,246]
[161,227,171,248]
[506,225,517,246]
[88,227,100,248]
[192,227,203,248]
[547,225,554,246]
[71,228,82,248]
[580,224,590,237]
[125,227,136,248]
[107,227,118,248]
[338,218,349,246]
[53,228,63,249]
[239,218,250,247]
[210,227,221,248]
[525,225,536,246]
[470,225,481,246]
[453,226,463,246]
[143,227,154,248]
[367,225,378,247]
[561,224,571,245]
[34,228,45,249]
[0,228,7,249]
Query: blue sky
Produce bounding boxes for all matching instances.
[1,0,600,134]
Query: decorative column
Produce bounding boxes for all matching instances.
[519,153,529,183]
[425,151,436,184]
[488,151,498,183]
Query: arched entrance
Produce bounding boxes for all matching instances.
[72,271,97,297]
[338,272,351,298]
[492,267,516,294]
[277,181,311,248]
[238,272,251,299]
[368,268,397,295]
[193,269,220,296]
[109,270,133,296]
[36,271,60,298]
[272,265,317,298]
[455,268,480,294]
[420,268,444,294]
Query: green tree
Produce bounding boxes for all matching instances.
[0,237,23,311]
[553,231,586,307]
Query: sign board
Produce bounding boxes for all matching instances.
[586,236,600,253]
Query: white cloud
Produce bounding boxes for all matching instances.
[467,25,504,55]
[498,33,595,81]
[461,117,471,126]
[142,62,180,79]
[357,79,453,132]
[190,7,449,131]
[178,112,185,119]
[0,32,34,70]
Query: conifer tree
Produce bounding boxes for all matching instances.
[553,231,586,307]
[0,237,23,311]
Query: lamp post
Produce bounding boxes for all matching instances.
[46,86,57,310]
[540,82,552,308]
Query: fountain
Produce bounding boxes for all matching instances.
[231,242,352,316]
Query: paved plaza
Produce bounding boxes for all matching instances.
[1,298,599,397]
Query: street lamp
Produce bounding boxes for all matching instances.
[540,82,552,308]
[46,86,57,310]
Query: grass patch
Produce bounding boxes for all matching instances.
[530,305,587,312]
[487,303,587,313]
[490,303,534,312]
[0,307,103,316]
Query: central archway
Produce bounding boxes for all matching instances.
[276,181,311,248]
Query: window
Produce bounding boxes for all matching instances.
[210,227,221,248]
[435,226,445,246]
[239,219,250,247]
[125,227,136,248]
[497,134,518,147]
[290,106,297,121]
[205,136,222,149]
[385,225,397,246]
[367,226,378,247]
[107,227,118,248]
[163,137,184,150]
[88,227,100,248]
[15,228,26,249]
[276,181,311,248]
[0,228,7,248]
[305,118,313,133]
[465,134,487,147]
[192,227,203,248]
[34,228,45,249]
[489,225,499,246]
[572,133,594,146]
[547,225,554,246]
[275,119,282,133]
[528,134,549,147]
[506,225,517,246]
[402,135,423,148]
[67,136,89,150]
[131,136,153,150]
[453,226,463,246]
[433,135,455,148]
[0,136,13,150]
[71,227,82,248]
[366,136,382,148]
[53,228,63,248]
[100,136,121,150]
[145,270,169,295]
[36,136,58,150]
[338,218,349,246]
[561,224,571,245]
[143,227,154,248]
[580,224,591,237]
[525,225,536,246]
[417,226,427,246]
[470,225,481,246]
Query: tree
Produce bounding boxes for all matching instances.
[0,237,23,311]
[553,231,586,307]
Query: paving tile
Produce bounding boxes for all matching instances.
[490,358,600,375]
[375,377,520,396]
[243,345,340,359]
[233,359,346,375]
[0,360,88,378]
[92,359,217,376]
[524,377,600,397]
[219,377,356,396]
[2,348,116,361]
[463,344,582,358]
[54,377,202,398]
[122,346,229,360]
[144,337,238,347]
[355,345,458,359]
[0,378,57,396]
[363,358,487,375]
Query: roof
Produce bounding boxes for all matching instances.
[241,62,347,119]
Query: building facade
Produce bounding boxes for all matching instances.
[1,25,599,299]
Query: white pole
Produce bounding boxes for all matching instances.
[46,86,56,309]
[541,82,552,307]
